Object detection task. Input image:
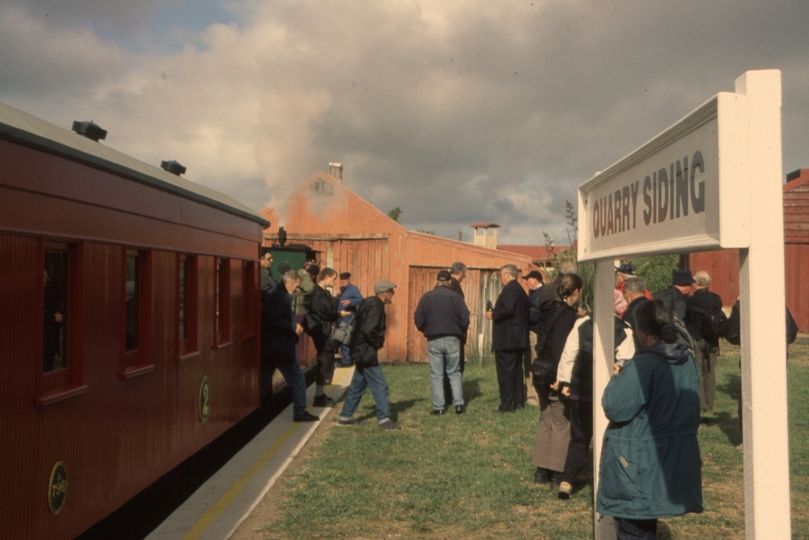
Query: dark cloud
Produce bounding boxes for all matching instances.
[3,0,809,245]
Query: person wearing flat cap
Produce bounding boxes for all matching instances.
[652,269,694,322]
[337,272,364,367]
[523,269,545,407]
[338,280,401,430]
[414,270,470,415]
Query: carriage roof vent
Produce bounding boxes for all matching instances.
[160,160,186,176]
[71,120,107,142]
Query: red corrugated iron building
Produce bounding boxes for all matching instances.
[688,169,809,330]
[260,171,533,362]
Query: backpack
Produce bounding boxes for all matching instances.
[690,304,728,342]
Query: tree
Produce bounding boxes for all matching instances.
[387,207,402,222]
[628,255,680,294]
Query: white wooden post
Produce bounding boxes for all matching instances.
[592,259,616,539]
[736,70,790,539]
[578,70,789,539]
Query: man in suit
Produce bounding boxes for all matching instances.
[486,264,530,412]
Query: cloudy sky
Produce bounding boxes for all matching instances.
[2,0,807,244]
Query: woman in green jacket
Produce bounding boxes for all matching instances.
[597,299,703,539]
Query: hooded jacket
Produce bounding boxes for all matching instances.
[597,339,703,520]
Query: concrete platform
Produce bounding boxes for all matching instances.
[146,366,355,540]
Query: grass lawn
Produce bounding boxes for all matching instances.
[259,340,809,539]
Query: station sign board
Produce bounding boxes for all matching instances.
[578,92,750,261]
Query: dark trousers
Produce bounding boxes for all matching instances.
[261,352,308,417]
[614,517,658,540]
[562,398,593,484]
[443,341,465,405]
[312,335,336,386]
[495,349,526,411]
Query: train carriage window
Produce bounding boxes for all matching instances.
[120,249,153,378]
[38,241,87,406]
[43,248,68,372]
[242,260,257,338]
[177,254,199,360]
[214,257,231,348]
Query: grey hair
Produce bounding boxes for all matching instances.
[282,270,301,284]
[500,264,520,278]
[623,277,647,295]
[559,262,577,275]
[694,270,712,287]
[450,261,468,275]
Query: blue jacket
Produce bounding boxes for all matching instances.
[597,340,703,520]
[338,283,364,324]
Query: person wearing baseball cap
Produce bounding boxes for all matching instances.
[337,272,364,367]
[414,269,470,414]
[338,279,401,430]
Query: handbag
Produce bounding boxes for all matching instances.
[329,320,355,347]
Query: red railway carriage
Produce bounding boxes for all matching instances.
[0,102,270,539]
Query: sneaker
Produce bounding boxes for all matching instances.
[455,405,465,415]
[378,420,401,430]
[337,417,359,426]
[558,481,572,499]
[293,411,320,422]
[431,409,445,415]
[313,395,335,407]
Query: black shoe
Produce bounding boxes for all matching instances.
[455,405,465,415]
[534,467,552,485]
[338,417,359,426]
[313,395,335,407]
[293,411,320,422]
[431,408,445,415]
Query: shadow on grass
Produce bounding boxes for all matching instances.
[355,397,428,422]
[462,377,483,404]
[716,372,743,446]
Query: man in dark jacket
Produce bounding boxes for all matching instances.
[415,270,470,414]
[337,280,401,430]
[306,267,340,407]
[444,261,469,402]
[260,250,277,293]
[685,270,723,414]
[261,270,319,422]
[486,264,530,412]
[653,269,693,321]
[524,270,545,407]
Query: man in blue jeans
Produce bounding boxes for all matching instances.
[414,270,470,414]
[261,270,319,422]
[338,280,400,430]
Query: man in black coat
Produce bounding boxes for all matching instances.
[685,270,724,414]
[306,267,340,407]
[337,280,401,430]
[486,264,530,412]
[652,269,693,321]
[524,270,545,407]
[261,270,319,422]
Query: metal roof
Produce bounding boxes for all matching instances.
[0,101,270,228]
